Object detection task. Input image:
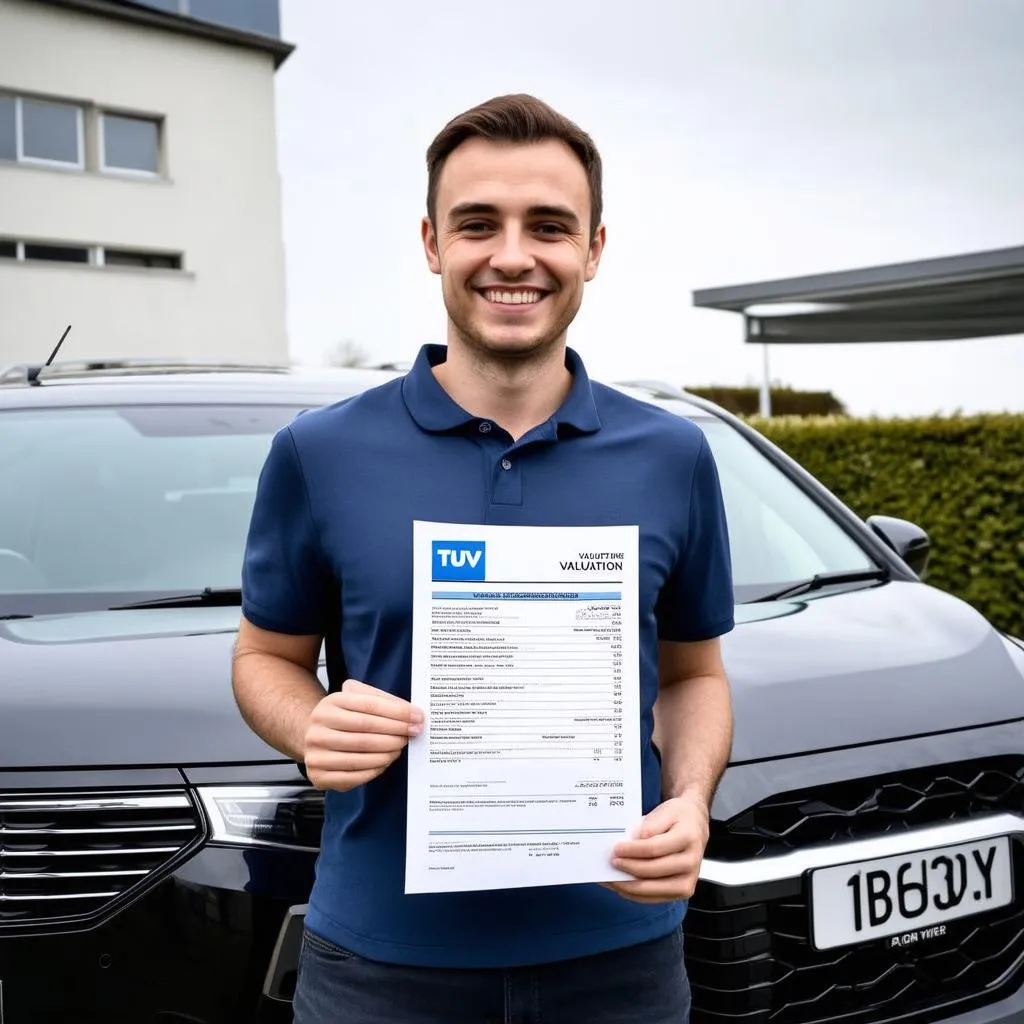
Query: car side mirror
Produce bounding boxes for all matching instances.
[866,515,931,578]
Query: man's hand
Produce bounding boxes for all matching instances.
[303,680,424,792]
[603,793,710,904]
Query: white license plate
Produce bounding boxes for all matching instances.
[810,835,1013,951]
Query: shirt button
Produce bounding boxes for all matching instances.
[478,422,492,434]
[501,458,512,471]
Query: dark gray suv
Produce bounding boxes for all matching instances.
[1,358,1023,1023]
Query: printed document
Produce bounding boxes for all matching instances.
[405,521,642,894]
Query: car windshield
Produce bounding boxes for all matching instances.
[0,402,875,616]
[0,404,306,615]
[695,417,875,601]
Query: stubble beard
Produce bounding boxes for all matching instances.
[445,285,582,366]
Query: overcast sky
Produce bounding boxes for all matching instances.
[273,0,1024,418]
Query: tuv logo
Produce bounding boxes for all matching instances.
[432,541,486,582]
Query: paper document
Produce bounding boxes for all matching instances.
[405,521,642,894]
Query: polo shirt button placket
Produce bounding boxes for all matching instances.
[491,451,522,506]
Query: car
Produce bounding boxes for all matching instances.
[1,356,1023,1024]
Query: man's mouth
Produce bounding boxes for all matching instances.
[477,288,548,306]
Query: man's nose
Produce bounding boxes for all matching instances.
[489,226,536,276]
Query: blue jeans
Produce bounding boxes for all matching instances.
[293,925,691,1024]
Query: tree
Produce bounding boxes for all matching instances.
[325,339,369,368]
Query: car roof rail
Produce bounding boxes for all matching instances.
[0,357,290,386]
[616,379,692,400]
[0,363,39,385]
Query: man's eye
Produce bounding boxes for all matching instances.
[461,222,491,233]
[536,223,568,235]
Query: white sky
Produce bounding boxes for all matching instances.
[273,0,1024,418]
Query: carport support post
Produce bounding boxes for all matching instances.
[759,342,772,418]
[745,314,773,418]
[745,315,770,419]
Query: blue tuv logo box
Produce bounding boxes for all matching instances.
[432,541,486,582]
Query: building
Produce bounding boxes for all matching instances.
[0,0,294,368]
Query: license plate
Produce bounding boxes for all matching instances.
[810,835,1013,951]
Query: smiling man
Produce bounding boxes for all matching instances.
[233,94,735,1023]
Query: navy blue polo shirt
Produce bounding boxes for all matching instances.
[241,343,734,968]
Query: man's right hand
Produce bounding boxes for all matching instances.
[302,679,424,792]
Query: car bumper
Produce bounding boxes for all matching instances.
[943,985,1024,1024]
[5,838,1023,1024]
[259,905,1024,1024]
[0,844,315,1024]
[8,851,1022,1024]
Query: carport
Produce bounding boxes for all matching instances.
[691,245,1024,416]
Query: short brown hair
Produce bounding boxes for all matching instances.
[426,94,604,239]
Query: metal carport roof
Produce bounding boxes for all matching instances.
[691,244,1024,414]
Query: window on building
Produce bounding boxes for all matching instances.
[0,238,185,270]
[104,248,182,270]
[0,96,16,161]
[131,0,281,37]
[189,0,280,36]
[101,114,160,174]
[20,98,83,167]
[23,243,90,263]
[1,94,164,176]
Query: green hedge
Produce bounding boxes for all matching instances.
[686,385,847,417]
[749,413,1024,638]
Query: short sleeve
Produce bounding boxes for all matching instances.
[240,425,333,635]
[655,433,735,642]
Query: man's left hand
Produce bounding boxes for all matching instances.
[603,793,710,904]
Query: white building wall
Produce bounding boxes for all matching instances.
[0,0,289,366]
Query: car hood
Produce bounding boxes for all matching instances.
[722,579,1024,761]
[2,580,1022,768]
[1,606,284,768]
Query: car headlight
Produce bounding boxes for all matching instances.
[197,785,324,852]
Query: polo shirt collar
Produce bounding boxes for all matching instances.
[401,343,602,436]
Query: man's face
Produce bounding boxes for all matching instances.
[422,137,605,360]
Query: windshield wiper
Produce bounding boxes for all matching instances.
[108,587,243,611]
[753,568,890,603]
[0,613,33,620]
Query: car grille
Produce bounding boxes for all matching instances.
[685,874,1024,1024]
[687,758,1024,1023]
[0,790,203,931]
[706,756,1024,861]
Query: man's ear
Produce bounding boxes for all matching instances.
[422,217,441,275]
[585,223,606,283]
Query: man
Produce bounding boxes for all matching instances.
[233,93,734,1023]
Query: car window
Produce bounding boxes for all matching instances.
[695,419,875,600]
[0,405,305,602]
